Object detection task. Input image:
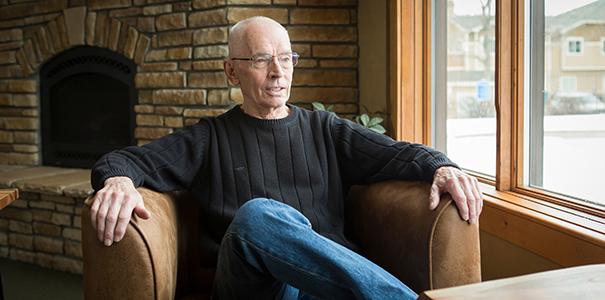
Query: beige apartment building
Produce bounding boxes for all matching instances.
[447,0,605,118]
[544,0,605,114]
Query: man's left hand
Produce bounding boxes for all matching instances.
[429,166,482,224]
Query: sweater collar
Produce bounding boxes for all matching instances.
[231,104,299,127]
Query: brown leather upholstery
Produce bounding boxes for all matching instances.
[346,180,482,292]
[82,181,481,299]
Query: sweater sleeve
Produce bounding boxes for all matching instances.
[90,120,210,192]
[329,114,458,185]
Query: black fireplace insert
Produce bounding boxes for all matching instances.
[40,46,137,168]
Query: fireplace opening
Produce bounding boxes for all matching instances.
[41,46,137,168]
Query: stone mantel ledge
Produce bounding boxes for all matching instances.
[0,165,93,199]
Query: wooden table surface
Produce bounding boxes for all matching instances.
[0,188,18,210]
[419,264,605,300]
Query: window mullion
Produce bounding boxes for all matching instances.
[433,0,447,152]
[528,0,545,187]
[388,0,430,144]
[495,0,515,191]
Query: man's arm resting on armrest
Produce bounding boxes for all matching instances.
[89,176,150,247]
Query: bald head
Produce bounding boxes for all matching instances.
[228,16,290,57]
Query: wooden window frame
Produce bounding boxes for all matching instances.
[387,0,431,144]
[388,0,605,266]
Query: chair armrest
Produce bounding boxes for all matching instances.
[82,188,179,300]
[347,180,481,293]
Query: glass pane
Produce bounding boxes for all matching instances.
[527,0,605,207]
[434,0,496,176]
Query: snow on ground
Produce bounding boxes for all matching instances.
[446,113,605,206]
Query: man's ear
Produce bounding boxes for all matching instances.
[224,60,240,85]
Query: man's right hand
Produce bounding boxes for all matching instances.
[90,176,150,246]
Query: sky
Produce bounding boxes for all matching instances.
[452,0,600,16]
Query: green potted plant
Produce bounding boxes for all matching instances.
[312,102,386,134]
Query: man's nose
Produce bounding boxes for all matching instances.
[268,57,285,78]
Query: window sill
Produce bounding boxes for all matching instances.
[478,182,605,266]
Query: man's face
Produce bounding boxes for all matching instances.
[225,24,293,111]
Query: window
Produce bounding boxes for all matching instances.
[558,76,576,92]
[527,0,605,207]
[433,0,497,177]
[390,0,605,214]
[566,38,583,55]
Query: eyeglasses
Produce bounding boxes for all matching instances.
[230,52,300,69]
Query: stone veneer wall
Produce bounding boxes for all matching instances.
[0,0,359,166]
[2,190,87,274]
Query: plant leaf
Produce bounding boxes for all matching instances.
[360,114,370,126]
[368,117,383,127]
[370,124,386,134]
[326,105,334,112]
[312,102,325,111]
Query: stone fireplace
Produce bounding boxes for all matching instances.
[41,45,137,168]
[1,4,158,167]
[0,0,359,274]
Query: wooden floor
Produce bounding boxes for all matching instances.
[0,258,82,300]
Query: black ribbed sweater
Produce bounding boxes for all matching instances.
[91,105,456,264]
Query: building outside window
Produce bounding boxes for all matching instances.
[558,76,577,92]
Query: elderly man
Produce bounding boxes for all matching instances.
[90,16,482,299]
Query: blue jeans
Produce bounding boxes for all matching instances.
[212,198,417,300]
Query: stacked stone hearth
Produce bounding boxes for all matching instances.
[0,165,91,273]
[0,0,359,274]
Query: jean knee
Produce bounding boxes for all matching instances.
[236,197,274,220]
[230,198,310,236]
[229,198,275,233]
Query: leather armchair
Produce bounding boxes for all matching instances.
[82,181,481,299]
